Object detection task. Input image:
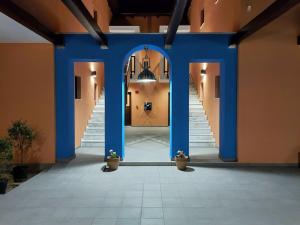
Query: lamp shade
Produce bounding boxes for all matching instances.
[137,61,156,83]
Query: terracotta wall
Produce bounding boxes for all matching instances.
[189,0,241,33]
[238,4,300,163]
[122,16,170,32]
[189,0,240,146]
[128,83,169,127]
[0,44,55,164]
[128,50,169,126]
[74,62,104,148]
[12,0,112,33]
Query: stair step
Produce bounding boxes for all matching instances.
[82,134,104,140]
[81,142,104,147]
[189,142,216,147]
[190,136,215,141]
[86,127,104,131]
[88,122,104,127]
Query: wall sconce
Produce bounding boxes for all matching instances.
[201,69,207,77]
[91,71,96,78]
[246,0,252,12]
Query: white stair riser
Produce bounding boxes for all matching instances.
[189,128,211,133]
[190,138,215,142]
[189,133,215,141]
[83,135,104,140]
[189,117,207,122]
[90,118,104,122]
[189,142,216,147]
[189,112,205,116]
[93,112,105,116]
[86,128,104,133]
[88,123,104,127]
[81,142,104,147]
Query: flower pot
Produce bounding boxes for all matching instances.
[12,166,28,182]
[175,157,188,170]
[0,179,8,194]
[107,157,120,170]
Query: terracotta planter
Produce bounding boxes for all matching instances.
[107,157,120,170]
[175,156,188,170]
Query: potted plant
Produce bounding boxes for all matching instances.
[175,150,188,171]
[8,120,36,182]
[106,149,120,170]
[0,138,13,194]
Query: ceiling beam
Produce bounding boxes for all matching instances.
[165,0,188,48]
[231,0,300,45]
[62,0,108,47]
[0,0,64,46]
[107,0,120,15]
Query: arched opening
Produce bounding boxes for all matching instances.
[122,45,172,162]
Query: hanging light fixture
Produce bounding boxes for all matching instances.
[137,46,156,83]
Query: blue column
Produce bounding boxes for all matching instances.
[55,49,75,160]
[170,60,189,158]
[219,48,238,161]
[105,58,124,159]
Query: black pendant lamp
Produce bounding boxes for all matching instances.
[137,47,156,83]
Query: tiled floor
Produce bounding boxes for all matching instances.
[0,150,300,225]
[125,127,170,162]
[77,126,220,162]
[124,126,220,162]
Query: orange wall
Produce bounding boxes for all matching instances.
[203,64,220,146]
[12,0,112,33]
[189,0,240,146]
[189,0,240,33]
[128,83,169,127]
[0,44,55,164]
[74,62,104,148]
[238,4,300,163]
[124,16,170,32]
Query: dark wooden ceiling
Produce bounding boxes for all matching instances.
[107,0,191,25]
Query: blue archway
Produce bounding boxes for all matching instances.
[55,33,237,161]
[122,44,173,158]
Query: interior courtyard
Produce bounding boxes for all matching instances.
[0,0,299,224]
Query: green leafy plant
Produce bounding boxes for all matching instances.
[0,138,13,162]
[0,138,13,175]
[176,150,186,158]
[0,173,10,181]
[108,149,118,158]
[7,120,36,164]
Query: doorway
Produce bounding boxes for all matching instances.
[123,47,171,162]
[189,62,220,161]
[74,61,105,159]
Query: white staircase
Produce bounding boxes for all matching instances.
[81,94,105,148]
[189,84,218,151]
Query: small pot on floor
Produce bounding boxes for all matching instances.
[175,156,188,171]
[107,157,120,170]
[12,166,28,182]
[0,179,8,194]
